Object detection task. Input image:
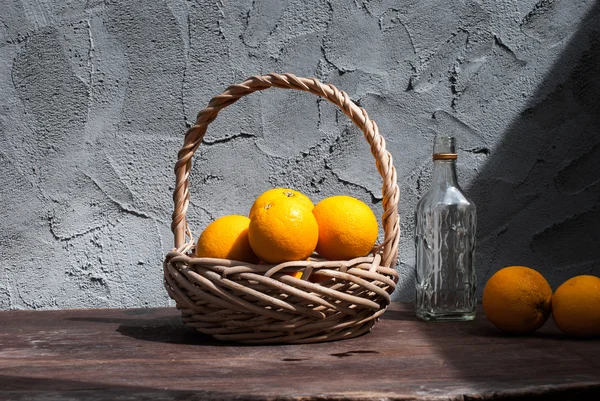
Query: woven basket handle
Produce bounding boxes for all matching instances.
[172,73,400,267]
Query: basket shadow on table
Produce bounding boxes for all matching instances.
[411,1,600,389]
[68,313,384,347]
[66,315,240,346]
[67,310,346,347]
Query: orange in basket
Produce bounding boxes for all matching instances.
[313,195,379,261]
[195,215,259,264]
[248,196,319,264]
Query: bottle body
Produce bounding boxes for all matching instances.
[414,137,477,321]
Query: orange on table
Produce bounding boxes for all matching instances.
[552,275,600,337]
[482,266,552,334]
[248,197,318,264]
[195,215,259,264]
[312,195,378,261]
[249,188,314,219]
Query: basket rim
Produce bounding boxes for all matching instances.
[165,247,398,276]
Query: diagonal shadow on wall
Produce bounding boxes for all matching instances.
[466,2,600,292]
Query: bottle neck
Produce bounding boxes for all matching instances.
[432,159,459,187]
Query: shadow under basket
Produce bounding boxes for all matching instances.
[163,73,400,344]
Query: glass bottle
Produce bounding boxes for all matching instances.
[414,136,477,321]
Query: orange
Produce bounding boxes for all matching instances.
[552,275,600,337]
[195,215,259,263]
[482,266,552,333]
[249,188,313,219]
[248,197,318,264]
[312,195,378,260]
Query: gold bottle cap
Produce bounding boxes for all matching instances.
[433,153,457,160]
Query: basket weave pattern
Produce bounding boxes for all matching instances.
[164,73,400,344]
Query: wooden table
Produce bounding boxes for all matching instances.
[1,303,599,400]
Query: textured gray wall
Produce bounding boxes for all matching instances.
[1,0,599,310]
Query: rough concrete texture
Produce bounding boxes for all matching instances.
[1,0,599,310]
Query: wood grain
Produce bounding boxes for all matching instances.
[0,303,599,400]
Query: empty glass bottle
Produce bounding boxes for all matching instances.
[414,136,477,321]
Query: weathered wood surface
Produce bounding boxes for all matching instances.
[0,303,599,400]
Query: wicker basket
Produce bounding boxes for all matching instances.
[163,73,400,344]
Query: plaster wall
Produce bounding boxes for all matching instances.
[1,0,599,309]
